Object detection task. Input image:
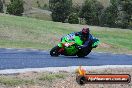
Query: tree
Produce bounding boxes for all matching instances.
[100,4,118,27]
[0,0,3,13]
[79,0,104,25]
[6,0,24,16]
[100,0,132,29]
[49,0,72,22]
[68,13,79,24]
[116,0,132,28]
[36,0,41,8]
[71,4,81,15]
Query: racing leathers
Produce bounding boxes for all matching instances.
[61,31,96,49]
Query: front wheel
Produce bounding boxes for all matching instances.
[50,46,60,57]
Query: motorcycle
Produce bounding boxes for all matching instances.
[50,36,99,57]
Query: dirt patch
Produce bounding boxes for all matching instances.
[17,71,39,79]
[98,43,112,48]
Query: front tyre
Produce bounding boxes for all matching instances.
[50,46,60,57]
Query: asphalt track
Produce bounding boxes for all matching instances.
[0,48,132,70]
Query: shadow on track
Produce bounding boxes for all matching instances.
[53,55,95,60]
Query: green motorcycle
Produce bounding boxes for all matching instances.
[50,36,99,57]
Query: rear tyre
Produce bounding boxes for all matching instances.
[50,46,60,57]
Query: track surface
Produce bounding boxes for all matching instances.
[0,48,132,70]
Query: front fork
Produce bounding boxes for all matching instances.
[58,43,65,54]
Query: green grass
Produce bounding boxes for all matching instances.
[38,73,65,82]
[0,76,34,86]
[91,27,132,53]
[0,13,132,54]
[0,13,74,50]
[24,12,52,21]
[0,73,66,87]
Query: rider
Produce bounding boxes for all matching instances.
[61,27,97,49]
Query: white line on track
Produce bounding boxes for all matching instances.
[0,65,132,74]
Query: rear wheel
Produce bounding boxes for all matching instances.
[50,46,60,57]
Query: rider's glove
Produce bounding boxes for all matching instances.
[75,32,79,36]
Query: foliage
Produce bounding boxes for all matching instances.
[49,0,72,22]
[68,13,79,24]
[100,0,132,29]
[6,0,24,16]
[36,0,41,8]
[79,0,104,25]
[116,0,132,29]
[0,0,3,13]
[71,4,81,15]
[100,4,118,27]
[42,3,49,10]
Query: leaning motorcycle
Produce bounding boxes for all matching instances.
[50,36,99,57]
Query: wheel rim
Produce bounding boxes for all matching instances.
[52,50,58,56]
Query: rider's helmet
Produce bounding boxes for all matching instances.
[81,27,90,41]
[82,27,89,35]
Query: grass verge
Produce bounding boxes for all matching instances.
[0,72,66,87]
[0,68,132,88]
[0,76,34,86]
[38,73,65,82]
[0,13,132,54]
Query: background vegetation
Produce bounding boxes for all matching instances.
[5,0,130,29]
[0,0,3,13]
[0,0,131,53]
[6,0,24,16]
[49,0,72,22]
[49,0,131,29]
